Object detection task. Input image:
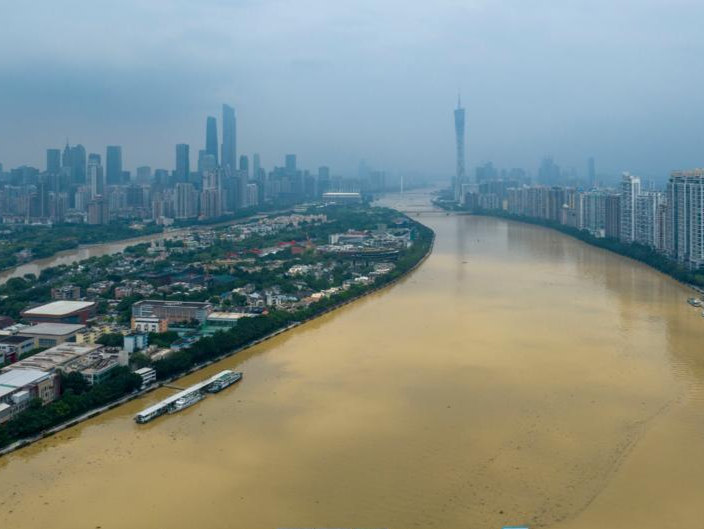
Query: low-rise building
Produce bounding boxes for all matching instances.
[3,343,103,373]
[131,300,212,324]
[74,324,121,345]
[79,356,120,385]
[0,368,59,423]
[123,333,148,354]
[18,323,86,348]
[21,301,96,324]
[134,367,156,388]
[51,285,82,301]
[205,312,253,327]
[322,191,362,203]
[131,316,168,334]
[0,335,35,363]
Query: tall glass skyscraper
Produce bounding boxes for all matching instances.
[221,104,237,174]
[106,146,123,186]
[46,149,61,175]
[175,144,190,183]
[206,116,218,165]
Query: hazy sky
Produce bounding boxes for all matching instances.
[1,0,703,182]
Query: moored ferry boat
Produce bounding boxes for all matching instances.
[688,297,701,307]
[135,370,244,423]
[206,370,243,393]
[168,391,203,413]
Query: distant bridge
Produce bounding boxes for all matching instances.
[398,209,469,216]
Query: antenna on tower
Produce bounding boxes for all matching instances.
[457,91,462,109]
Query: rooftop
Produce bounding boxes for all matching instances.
[0,368,52,399]
[207,312,250,321]
[134,300,211,308]
[19,323,86,336]
[4,343,102,372]
[0,335,35,344]
[22,301,95,317]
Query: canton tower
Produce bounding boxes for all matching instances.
[454,94,466,202]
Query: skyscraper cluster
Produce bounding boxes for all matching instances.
[0,103,390,226]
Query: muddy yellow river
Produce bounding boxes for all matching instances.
[1,192,703,529]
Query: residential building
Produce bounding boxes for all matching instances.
[131,317,168,333]
[51,285,82,301]
[619,172,641,243]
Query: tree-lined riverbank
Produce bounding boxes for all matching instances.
[0,210,434,453]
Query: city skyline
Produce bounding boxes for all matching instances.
[2,1,704,179]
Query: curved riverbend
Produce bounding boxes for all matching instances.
[0,214,271,286]
[1,192,703,529]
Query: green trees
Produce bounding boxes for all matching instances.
[96,333,124,347]
[150,216,434,382]
[0,222,163,273]
[148,331,180,348]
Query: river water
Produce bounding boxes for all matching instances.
[0,230,178,285]
[1,191,703,529]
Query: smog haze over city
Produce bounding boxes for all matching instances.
[2,0,704,181]
[6,2,704,529]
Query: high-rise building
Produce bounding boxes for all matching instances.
[247,183,259,207]
[136,166,152,183]
[635,191,664,248]
[154,169,169,187]
[175,182,198,219]
[666,169,704,268]
[588,157,596,187]
[253,154,261,179]
[285,154,297,175]
[605,194,621,239]
[454,95,466,202]
[106,146,123,186]
[538,157,561,186]
[175,144,190,183]
[221,104,237,174]
[87,154,104,198]
[200,167,223,219]
[46,149,61,175]
[253,154,266,203]
[318,166,330,196]
[206,116,218,166]
[62,143,86,184]
[198,153,217,175]
[238,171,249,209]
[619,172,641,243]
[87,196,109,225]
[580,190,606,236]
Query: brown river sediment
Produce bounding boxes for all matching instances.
[1,192,703,529]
